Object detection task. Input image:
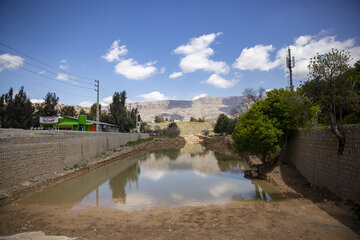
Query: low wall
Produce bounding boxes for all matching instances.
[281,125,360,204]
[0,129,149,193]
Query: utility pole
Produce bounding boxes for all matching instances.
[286,47,295,89]
[95,80,100,131]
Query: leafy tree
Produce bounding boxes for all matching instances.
[87,103,102,120]
[100,111,111,123]
[0,86,33,129]
[190,117,197,122]
[154,115,165,123]
[254,89,317,139]
[232,108,283,160]
[60,105,76,117]
[13,87,33,129]
[140,121,148,132]
[214,114,236,135]
[109,90,139,132]
[43,92,59,116]
[167,122,180,137]
[198,117,206,122]
[109,92,125,130]
[300,49,359,154]
[232,88,317,162]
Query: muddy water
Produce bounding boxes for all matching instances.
[21,143,283,211]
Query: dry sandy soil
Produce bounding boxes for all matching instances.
[0,137,359,240]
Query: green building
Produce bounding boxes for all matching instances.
[40,115,120,132]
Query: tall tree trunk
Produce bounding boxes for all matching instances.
[329,112,345,155]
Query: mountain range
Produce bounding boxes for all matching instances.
[132,96,245,122]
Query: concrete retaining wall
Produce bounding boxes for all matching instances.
[282,124,360,204]
[0,129,149,192]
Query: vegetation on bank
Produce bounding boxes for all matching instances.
[229,49,360,161]
[0,89,142,132]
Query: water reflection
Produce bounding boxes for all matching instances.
[21,143,283,210]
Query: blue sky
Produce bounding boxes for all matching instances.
[0,0,359,107]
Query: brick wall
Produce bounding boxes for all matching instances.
[282,124,360,204]
[0,129,149,192]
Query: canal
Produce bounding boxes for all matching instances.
[22,143,282,211]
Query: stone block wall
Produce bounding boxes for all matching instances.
[0,129,149,192]
[282,124,360,204]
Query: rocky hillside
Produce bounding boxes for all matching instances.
[135,96,245,122]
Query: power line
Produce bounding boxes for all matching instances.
[0,49,93,86]
[100,85,111,97]
[0,58,94,90]
[4,70,93,98]
[0,41,96,82]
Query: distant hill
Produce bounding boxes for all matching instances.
[135,96,245,122]
[41,96,245,122]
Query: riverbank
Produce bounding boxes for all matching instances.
[0,136,186,206]
[0,136,359,239]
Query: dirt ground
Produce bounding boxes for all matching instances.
[0,137,359,239]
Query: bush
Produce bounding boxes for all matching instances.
[166,122,180,137]
[232,108,283,160]
[214,114,236,135]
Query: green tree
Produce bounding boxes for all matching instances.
[0,86,33,129]
[232,108,283,160]
[109,92,124,128]
[32,103,44,128]
[301,49,359,154]
[167,122,180,137]
[214,114,235,135]
[43,92,59,116]
[86,103,102,120]
[13,86,33,129]
[232,88,317,161]
[190,117,197,122]
[60,105,76,117]
[109,90,136,132]
[154,115,165,123]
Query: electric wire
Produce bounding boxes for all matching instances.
[0,41,96,82]
[4,70,93,98]
[0,58,94,90]
[0,49,93,86]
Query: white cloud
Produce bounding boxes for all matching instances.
[159,67,166,74]
[169,72,183,79]
[233,32,360,80]
[232,44,280,71]
[78,101,93,108]
[102,40,158,80]
[173,33,229,74]
[139,91,170,101]
[205,74,237,88]
[56,73,69,81]
[102,40,128,62]
[192,93,208,100]
[30,99,44,104]
[100,96,113,106]
[114,58,157,80]
[59,59,69,70]
[38,70,45,74]
[0,53,24,72]
[276,35,360,79]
